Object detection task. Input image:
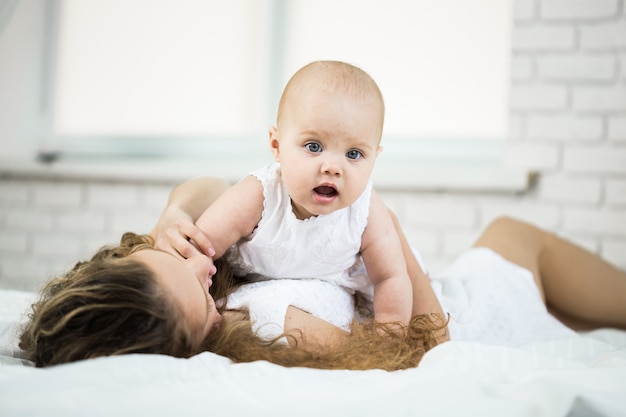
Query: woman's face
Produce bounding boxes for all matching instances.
[128,250,222,345]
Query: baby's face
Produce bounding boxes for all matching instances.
[270,88,383,219]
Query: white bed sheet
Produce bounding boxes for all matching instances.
[1,288,625,417]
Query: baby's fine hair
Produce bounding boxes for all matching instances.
[277,60,385,127]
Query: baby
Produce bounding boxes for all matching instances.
[195,61,412,326]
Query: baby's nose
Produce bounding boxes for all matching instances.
[321,155,342,175]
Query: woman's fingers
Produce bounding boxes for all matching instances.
[178,222,215,257]
[152,210,215,260]
[167,228,202,260]
[155,222,214,260]
[153,224,199,259]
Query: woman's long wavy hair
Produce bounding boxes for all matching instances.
[20,233,448,370]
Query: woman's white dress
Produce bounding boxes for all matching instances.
[224,247,577,345]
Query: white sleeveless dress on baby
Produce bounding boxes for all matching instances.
[224,163,577,345]
[223,163,375,340]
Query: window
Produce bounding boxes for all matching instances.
[53,0,270,139]
[282,0,511,140]
[41,0,519,188]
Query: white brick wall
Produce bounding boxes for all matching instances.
[609,116,626,141]
[580,22,626,49]
[607,179,626,206]
[528,114,603,141]
[563,146,626,174]
[505,143,560,170]
[537,175,602,204]
[537,55,616,81]
[512,26,576,50]
[0,179,173,290]
[510,84,569,110]
[1,0,625,291]
[574,86,626,112]
[540,0,619,20]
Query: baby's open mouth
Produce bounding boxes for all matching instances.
[314,185,338,197]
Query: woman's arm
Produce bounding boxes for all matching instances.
[284,306,349,349]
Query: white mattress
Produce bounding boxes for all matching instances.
[1,288,625,416]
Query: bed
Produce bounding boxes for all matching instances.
[1,288,625,416]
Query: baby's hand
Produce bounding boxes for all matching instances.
[152,207,215,260]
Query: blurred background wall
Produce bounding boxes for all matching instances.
[1,0,625,291]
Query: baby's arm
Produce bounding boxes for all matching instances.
[388,210,447,335]
[360,190,413,326]
[195,176,264,258]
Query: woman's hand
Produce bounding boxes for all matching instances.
[151,205,215,260]
[150,176,230,260]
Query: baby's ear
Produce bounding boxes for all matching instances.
[376,145,383,157]
[269,126,280,161]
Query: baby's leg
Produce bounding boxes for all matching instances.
[473,217,626,331]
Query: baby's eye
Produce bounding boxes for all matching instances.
[346,149,362,160]
[305,142,322,153]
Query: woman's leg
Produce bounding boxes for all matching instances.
[473,217,626,331]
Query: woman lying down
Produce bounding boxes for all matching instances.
[18,178,626,370]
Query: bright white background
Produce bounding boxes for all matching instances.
[1,0,624,291]
[52,0,511,143]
